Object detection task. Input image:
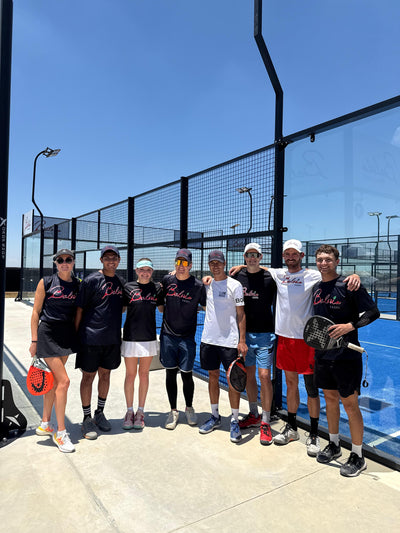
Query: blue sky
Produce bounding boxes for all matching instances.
[6,0,400,265]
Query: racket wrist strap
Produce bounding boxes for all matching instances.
[31,340,37,343]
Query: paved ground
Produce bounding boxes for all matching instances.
[1,298,400,533]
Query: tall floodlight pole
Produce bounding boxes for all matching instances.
[236,187,253,233]
[254,0,285,266]
[386,215,399,297]
[368,211,382,303]
[32,147,60,279]
[0,0,27,444]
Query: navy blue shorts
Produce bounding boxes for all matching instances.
[200,342,238,372]
[75,344,121,373]
[160,333,196,373]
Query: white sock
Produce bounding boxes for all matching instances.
[352,443,363,458]
[249,402,259,416]
[329,433,340,446]
[211,404,219,418]
[57,429,66,437]
[137,407,144,412]
[127,407,133,412]
[41,420,49,428]
[231,409,239,421]
[262,410,270,424]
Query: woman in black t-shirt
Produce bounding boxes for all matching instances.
[121,258,164,430]
[30,249,80,453]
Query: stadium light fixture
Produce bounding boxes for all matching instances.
[236,187,253,233]
[368,211,382,242]
[32,147,61,279]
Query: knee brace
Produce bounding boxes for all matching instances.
[304,373,319,398]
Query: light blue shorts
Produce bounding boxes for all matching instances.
[245,332,276,369]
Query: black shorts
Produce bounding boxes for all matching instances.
[314,356,362,398]
[37,321,78,358]
[75,344,121,373]
[200,342,238,372]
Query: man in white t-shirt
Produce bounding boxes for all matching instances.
[198,250,248,443]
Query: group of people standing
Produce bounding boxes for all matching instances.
[30,238,379,477]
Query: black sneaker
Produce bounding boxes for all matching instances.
[340,452,366,477]
[94,409,111,432]
[317,441,342,464]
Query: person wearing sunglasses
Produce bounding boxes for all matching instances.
[30,248,80,453]
[75,245,124,440]
[160,249,206,430]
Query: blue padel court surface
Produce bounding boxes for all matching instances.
[128,309,400,462]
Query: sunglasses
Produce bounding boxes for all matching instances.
[175,259,189,267]
[56,257,74,264]
[245,252,261,258]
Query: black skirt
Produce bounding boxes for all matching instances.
[37,321,78,358]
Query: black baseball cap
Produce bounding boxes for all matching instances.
[101,245,120,258]
[175,249,192,262]
[208,250,225,263]
[53,249,74,261]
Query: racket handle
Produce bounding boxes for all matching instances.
[348,342,365,353]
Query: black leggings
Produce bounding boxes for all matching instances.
[165,368,194,409]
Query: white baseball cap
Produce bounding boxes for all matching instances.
[244,243,262,254]
[283,239,302,253]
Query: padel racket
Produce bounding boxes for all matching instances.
[26,355,54,396]
[303,315,365,354]
[227,356,247,393]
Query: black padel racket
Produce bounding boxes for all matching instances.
[227,356,247,393]
[26,355,54,396]
[303,315,365,354]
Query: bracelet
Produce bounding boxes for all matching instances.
[31,340,37,343]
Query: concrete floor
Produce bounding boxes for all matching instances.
[1,298,400,533]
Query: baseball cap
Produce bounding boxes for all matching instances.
[208,250,225,263]
[53,249,74,261]
[101,245,120,257]
[283,239,302,253]
[175,249,192,262]
[244,243,262,254]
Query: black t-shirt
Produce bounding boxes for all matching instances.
[312,275,376,360]
[161,274,206,338]
[76,271,124,345]
[232,268,276,333]
[40,274,80,323]
[123,280,163,342]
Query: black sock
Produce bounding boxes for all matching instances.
[82,405,91,420]
[310,417,319,436]
[288,412,297,430]
[181,371,194,408]
[166,368,178,410]
[96,396,107,413]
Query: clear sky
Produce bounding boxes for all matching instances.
[6,0,400,266]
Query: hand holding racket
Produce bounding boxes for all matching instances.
[26,355,54,396]
[303,315,365,354]
[227,356,247,393]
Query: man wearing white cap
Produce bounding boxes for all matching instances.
[230,239,360,457]
[231,243,277,446]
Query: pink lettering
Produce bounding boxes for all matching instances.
[166,284,193,301]
[101,282,123,299]
[48,285,76,300]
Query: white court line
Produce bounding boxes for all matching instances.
[368,429,400,447]
[361,340,400,350]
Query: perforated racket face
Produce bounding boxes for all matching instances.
[303,316,339,351]
[227,358,247,393]
[26,359,54,396]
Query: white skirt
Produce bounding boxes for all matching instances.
[121,340,158,358]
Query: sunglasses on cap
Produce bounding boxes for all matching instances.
[245,252,261,258]
[175,259,189,267]
[55,257,74,264]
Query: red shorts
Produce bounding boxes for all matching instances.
[276,336,315,375]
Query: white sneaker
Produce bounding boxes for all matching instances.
[273,423,299,445]
[53,430,75,453]
[185,407,198,426]
[306,434,321,457]
[165,410,179,430]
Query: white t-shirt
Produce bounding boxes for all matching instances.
[268,268,321,339]
[201,277,244,348]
